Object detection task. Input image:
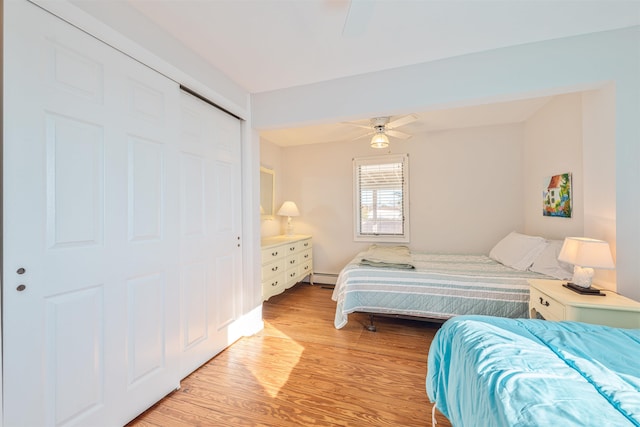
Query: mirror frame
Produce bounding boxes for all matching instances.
[260,166,275,219]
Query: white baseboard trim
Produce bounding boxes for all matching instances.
[307,272,339,285]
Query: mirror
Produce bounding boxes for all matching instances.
[260,166,275,219]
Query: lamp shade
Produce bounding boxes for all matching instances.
[558,237,615,269]
[277,201,299,217]
[370,132,389,148]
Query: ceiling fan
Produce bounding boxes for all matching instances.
[346,114,418,148]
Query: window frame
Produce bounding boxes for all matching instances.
[353,154,410,243]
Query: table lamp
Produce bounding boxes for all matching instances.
[558,237,615,293]
[277,201,299,236]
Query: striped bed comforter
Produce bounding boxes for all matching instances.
[331,252,550,329]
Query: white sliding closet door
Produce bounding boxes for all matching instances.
[178,91,243,378]
[3,2,181,426]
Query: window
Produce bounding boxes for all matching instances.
[353,154,409,242]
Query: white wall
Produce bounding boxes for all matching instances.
[523,89,617,289]
[582,85,617,288]
[253,27,640,300]
[272,123,529,275]
[523,93,585,238]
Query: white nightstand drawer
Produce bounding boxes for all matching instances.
[530,286,564,321]
[528,279,640,327]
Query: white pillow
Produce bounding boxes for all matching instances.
[529,240,574,280]
[489,232,547,271]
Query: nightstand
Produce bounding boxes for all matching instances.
[528,279,640,328]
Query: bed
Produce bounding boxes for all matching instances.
[331,249,551,329]
[426,315,640,426]
[331,233,573,330]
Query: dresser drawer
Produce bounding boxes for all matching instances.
[299,248,312,264]
[299,238,312,251]
[299,260,313,278]
[285,254,299,270]
[284,242,300,255]
[285,268,299,288]
[261,258,285,281]
[261,246,284,264]
[262,273,285,300]
[530,286,564,321]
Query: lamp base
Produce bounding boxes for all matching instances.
[563,283,605,296]
[571,265,596,288]
[285,217,294,236]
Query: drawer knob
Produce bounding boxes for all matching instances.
[539,297,550,307]
[271,266,278,272]
[290,247,295,251]
[271,281,279,287]
[272,251,278,256]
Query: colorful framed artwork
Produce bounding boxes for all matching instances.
[543,173,572,218]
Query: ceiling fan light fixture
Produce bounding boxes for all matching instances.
[370,132,389,148]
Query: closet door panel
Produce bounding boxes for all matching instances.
[209,110,244,340]
[215,255,236,329]
[127,272,167,385]
[45,286,105,426]
[128,137,165,242]
[178,92,243,377]
[117,35,182,423]
[182,261,209,349]
[3,2,180,426]
[45,114,105,248]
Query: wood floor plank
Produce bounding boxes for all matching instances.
[127,283,452,426]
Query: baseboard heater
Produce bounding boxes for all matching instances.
[308,272,339,285]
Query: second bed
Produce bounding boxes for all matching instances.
[332,248,551,329]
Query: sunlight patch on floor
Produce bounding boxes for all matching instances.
[246,321,305,397]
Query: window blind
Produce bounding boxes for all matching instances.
[354,155,407,237]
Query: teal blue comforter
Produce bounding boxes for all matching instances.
[427,316,640,426]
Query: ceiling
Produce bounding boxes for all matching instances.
[70,0,640,145]
[74,0,639,95]
[260,95,554,147]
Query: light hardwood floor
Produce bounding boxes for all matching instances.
[128,283,452,426]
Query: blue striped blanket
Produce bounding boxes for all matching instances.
[332,252,549,329]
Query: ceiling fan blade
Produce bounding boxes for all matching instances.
[386,129,412,140]
[387,114,418,129]
[351,130,374,141]
[342,121,372,130]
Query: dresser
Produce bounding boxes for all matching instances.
[528,279,640,328]
[261,235,313,301]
